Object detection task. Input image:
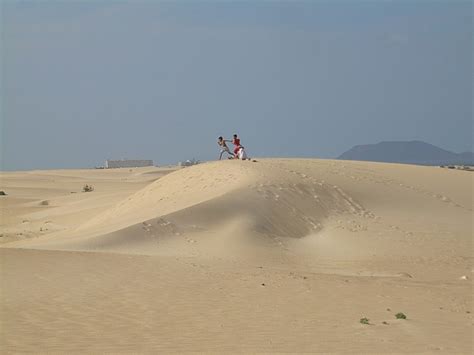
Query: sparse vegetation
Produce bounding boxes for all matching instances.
[82,184,94,192]
[395,312,407,319]
[360,317,370,325]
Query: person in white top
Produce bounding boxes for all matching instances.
[217,136,234,160]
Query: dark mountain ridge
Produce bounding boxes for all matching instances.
[338,141,473,166]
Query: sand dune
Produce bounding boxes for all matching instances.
[0,166,177,244]
[1,159,472,353]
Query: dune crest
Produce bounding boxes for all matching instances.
[21,160,382,253]
[3,158,471,262]
[7,158,468,263]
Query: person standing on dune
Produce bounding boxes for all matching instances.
[232,134,242,157]
[217,136,234,160]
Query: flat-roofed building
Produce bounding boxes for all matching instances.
[105,159,153,168]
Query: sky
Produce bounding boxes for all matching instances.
[1,0,472,170]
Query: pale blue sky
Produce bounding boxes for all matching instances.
[1,0,472,170]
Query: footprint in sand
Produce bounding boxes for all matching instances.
[396,272,413,278]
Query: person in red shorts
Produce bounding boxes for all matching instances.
[232,134,242,156]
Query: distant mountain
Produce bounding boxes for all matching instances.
[338,141,473,166]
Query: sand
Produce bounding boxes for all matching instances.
[1,159,472,353]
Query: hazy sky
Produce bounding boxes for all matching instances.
[1,0,472,170]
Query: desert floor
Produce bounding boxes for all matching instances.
[1,159,472,353]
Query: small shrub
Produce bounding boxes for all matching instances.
[360,317,370,325]
[40,200,49,206]
[82,184,94,192]
[395,312,407,319]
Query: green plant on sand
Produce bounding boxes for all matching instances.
[83,184,94,192]
[395,312,407,319]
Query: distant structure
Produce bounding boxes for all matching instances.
[105,159,154,169]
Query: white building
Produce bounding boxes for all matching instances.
[105,159,154,168]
